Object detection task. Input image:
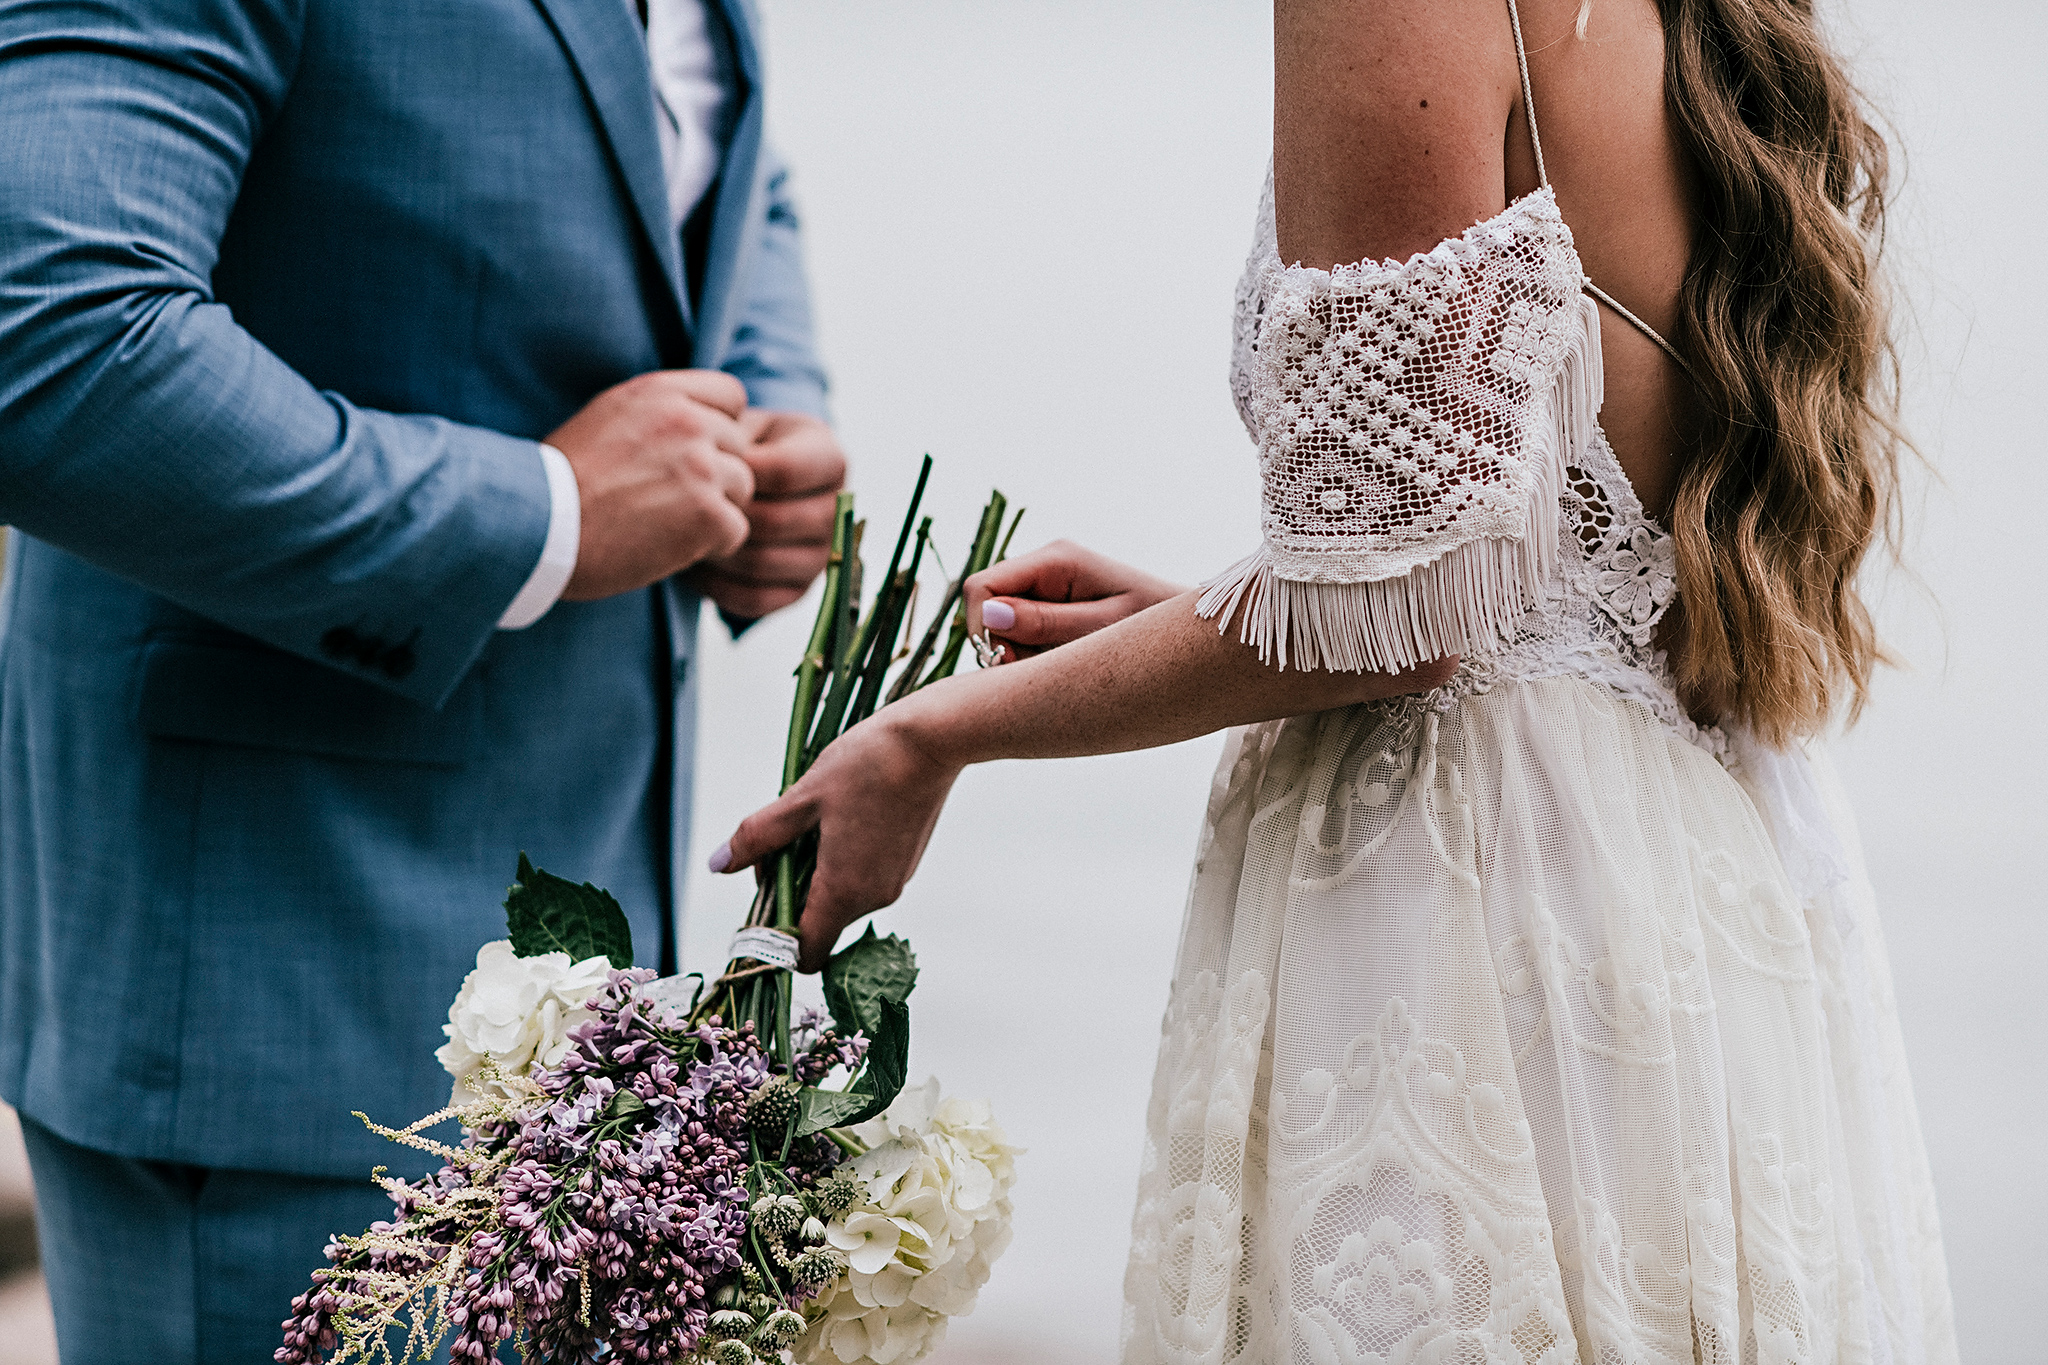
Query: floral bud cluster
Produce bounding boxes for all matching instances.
[796,1080,1020,1365]
[277,969,855,1365]
[691,1173,866,1363]
[789,1007,869,1086]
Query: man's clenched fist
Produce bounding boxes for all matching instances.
[688,410,847,620]
[550,369,759,602]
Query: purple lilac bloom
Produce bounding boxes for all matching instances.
[280,968,857,1365]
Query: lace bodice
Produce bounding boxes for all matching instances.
[1221,173,1717,754]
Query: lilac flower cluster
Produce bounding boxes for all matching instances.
[789,1007,868,1086]
[278,971,860,1365]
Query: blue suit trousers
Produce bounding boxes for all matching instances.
[22,1117,401,1364]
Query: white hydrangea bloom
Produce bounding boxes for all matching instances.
[797,1079,1020,1365]
[434,940,614,1104]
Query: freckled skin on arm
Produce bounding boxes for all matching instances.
[1273,0,1516,268]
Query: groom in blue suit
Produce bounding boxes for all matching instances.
[0,0,842,1357]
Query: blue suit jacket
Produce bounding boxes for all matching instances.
[0,0,827,1176]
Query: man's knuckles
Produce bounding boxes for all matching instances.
[712,505,752,557]
[742,498,836,541]
[663,368,747,416]
[746,444,846,499]
[705,581,800,618]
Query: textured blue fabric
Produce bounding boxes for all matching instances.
[21,1114,406,1365]
[0,0,828,1177]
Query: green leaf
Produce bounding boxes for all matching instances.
[504,853,634,969]
[821,926,919,1040]
[795,995,910,1136]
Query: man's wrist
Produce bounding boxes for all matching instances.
[496,443,582,630]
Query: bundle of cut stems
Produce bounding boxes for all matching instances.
[691,457,1021,1062]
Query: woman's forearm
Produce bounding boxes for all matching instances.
[716,590,1452,967]
[891,590,1454,767]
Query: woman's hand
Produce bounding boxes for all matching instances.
[966,540,1185,662]
[709,702,961,973]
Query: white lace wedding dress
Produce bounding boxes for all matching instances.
[1119,17,1958,1364]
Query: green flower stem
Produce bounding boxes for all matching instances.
[806,460,928,762]
[923,491,1010,688]
[804,587,873,759]
[885,565,955,704]
[698,464,1009,1124]
[995,503,1027,562]
[847,513,931,724]
[782,496,856,794]
[773,850,798,932]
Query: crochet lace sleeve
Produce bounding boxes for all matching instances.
[1200,186,1603,672]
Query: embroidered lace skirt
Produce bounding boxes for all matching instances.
[1121,675,1957,1365]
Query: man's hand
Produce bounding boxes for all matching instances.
[688,411,847,620]
[550,370,757,601]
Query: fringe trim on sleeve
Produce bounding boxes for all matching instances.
[1197,293,1604,673]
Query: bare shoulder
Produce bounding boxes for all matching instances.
[1273,0,1520,269]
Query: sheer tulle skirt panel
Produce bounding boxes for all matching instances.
[1121,677,1955,1365]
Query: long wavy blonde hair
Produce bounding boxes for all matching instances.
[1651,0,1901,744]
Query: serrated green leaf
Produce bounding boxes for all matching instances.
[820,926,918,1040]
[795,1085,877,1135]
[795,996,911,1136]
[504,853,634,969]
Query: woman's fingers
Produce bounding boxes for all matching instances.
[795,878,857,974]
[964,540,1096,626]
[711,712,963,973]
[979,594,1131,647]
[966,541,1187,653]
[711,789,816,875]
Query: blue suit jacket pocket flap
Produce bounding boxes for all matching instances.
[136,634,483,767]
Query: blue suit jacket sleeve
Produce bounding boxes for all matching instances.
[0,0,552,708]
[721,149,831,422]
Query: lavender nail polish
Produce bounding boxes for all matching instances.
[982,600,1016,631]
[707,841,733,874]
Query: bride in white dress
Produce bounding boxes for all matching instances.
[714,1,1959,1360]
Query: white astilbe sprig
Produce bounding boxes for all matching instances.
[281,1065,538,1365]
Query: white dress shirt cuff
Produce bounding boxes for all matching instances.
[497,443,582,630]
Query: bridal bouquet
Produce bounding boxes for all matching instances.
[279,463,1023,1365]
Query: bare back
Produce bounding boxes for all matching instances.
[1275,0,1696,517]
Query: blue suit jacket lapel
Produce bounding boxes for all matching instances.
[692,0,763,368]
[530,0,692,336]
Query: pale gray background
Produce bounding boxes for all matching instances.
[670,3,2048,1363]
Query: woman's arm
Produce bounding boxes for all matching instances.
[1275,0,1514,268]
[714,592,1454,969]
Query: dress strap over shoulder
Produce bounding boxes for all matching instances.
[1506,0,1554,190]
[1504,0,1706,388]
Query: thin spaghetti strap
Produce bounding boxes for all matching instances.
[1506,0,1549,188]
[1584,280,1708,387]
[1505,0,1708,390]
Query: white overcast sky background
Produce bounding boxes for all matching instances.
[676,4,2048,1361]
